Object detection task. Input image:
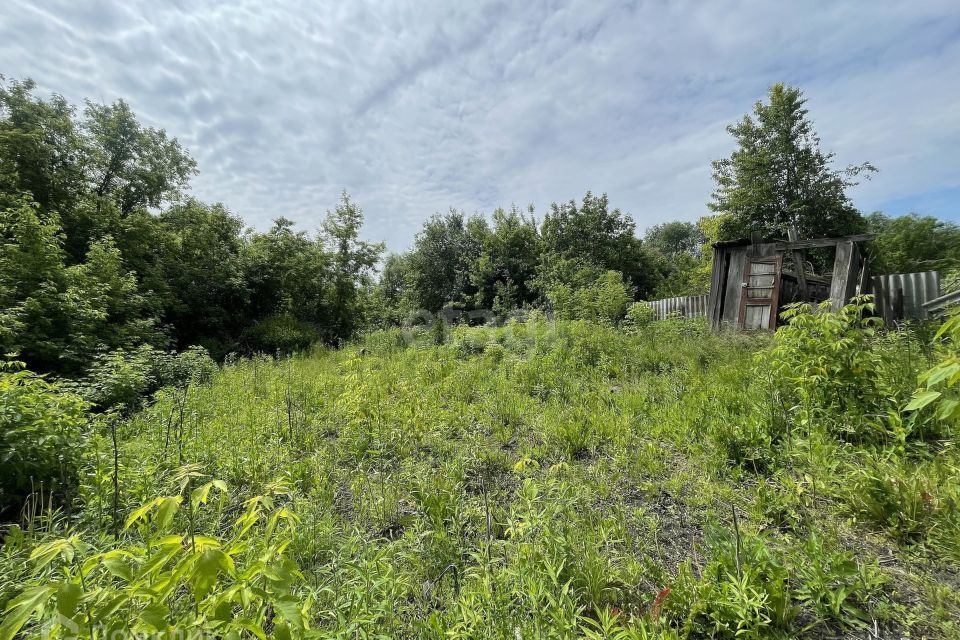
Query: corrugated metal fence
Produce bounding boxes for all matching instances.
[870,271,940,323]
[645,294,708,321]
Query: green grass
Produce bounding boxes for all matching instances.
[3,315,959,639]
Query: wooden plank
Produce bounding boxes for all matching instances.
[773,233,874,252]
[787,226,808,301]
[722,247,746,326]
[706,246,725,330]
[829,240,861,310]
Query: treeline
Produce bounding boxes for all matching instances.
[369,198,710,328]
[1,78,382,381]
[3,77,960,385]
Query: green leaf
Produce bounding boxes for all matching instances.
[905,390,941,411]
[0,584,56,640]
[936,398,959,420]
[101,554,133,582]
[155,496,181,530]
[274,621,292,640]
[56,581,82,619]
[192,548,230,601]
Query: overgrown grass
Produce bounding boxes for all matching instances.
[2,309,959,638]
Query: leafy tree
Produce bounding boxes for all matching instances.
[83,100,196,218]
[61,236,161,372]
[710,84,875,240]
[407,210,488,312]
[865,212,960,274]
[539,192,657,298]
[645,221,706,258]
[0,195,69,369]
[645,220,710,298]
[155,201,247,353]
[0,79,84,221]
[470,205,539,313]
[545,267,633,325]
[370,253,415,328]
[244,217,327,325]
[320,192,384,341]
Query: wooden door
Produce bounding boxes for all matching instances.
[738,256,782,330]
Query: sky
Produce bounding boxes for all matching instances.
[3,1,960,250]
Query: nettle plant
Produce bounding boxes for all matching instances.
[1,477,313,640]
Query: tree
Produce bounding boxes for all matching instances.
[539,192,658,298]
[866,212,960,274]
[710,83,875,240]
[470,205,539,313]
[155,201,248,353]
[84,100,197,218]
[0,195,70,369]
[407,210,488,312]
[644,221,706,258]
[370,253,415,328]
[61,236,162,371]
[0,78,84,219]
[320,192,384,340]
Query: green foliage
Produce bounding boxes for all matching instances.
[866,212,960,274]
[907,306,960,428]
[846,450,959,550]
[767,296,916,440]
[546,267,633,325]
[245,315,320,356]
[0,316,956,636]
[710,83,874,240]
[64,344,217,411]
[540,191,658,298]
[1,480,312,640]
[622,302,655,332]
[0,362,89,518]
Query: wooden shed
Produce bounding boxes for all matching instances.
[706,232,874,331]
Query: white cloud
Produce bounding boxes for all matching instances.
[3,0,959,249]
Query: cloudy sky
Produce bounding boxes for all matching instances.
[3,1,959,249]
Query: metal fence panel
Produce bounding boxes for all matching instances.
[870,271,940,323]
[645,294,708,321]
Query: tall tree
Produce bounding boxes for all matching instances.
[710,83,875,240]
[320,192,384,340]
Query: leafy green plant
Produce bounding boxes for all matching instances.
[907,306,960,430]
[0,480,313,640]
[0,361,89,518]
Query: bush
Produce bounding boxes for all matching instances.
[0,361,89,518]
[547,269,633,326]
[65,345,217,412]
[622,302,655,332]
[245,314,320,355]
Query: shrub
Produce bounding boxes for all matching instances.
[0,361,89,518]
[547,269,633,325]
[245,314,320,355]
[766,296,924,442]
[0,480,312,639]
[623,302,655,332]
[65,345,216,412]
[907,306,960,433]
